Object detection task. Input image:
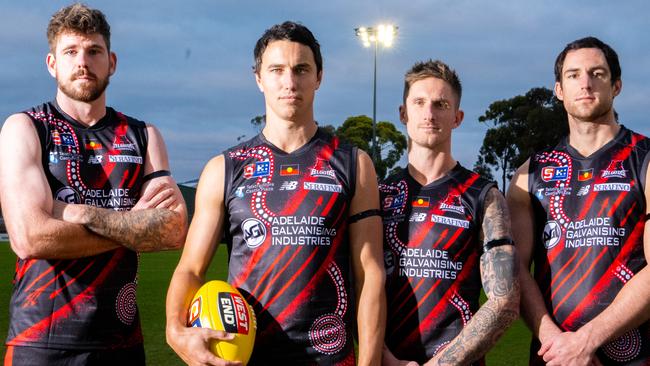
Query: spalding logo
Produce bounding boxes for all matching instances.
[218,293,250,335]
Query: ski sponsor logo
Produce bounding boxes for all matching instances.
[383,192,405,210]
[244,161,270,179]
[541,166,569,182]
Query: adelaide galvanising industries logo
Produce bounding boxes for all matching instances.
[241,218,266,248]
[543,220,561,249]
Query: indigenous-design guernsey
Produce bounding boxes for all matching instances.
[380,164,494,364]
[223,128,357,365]
[6,101,147,349]
[529,126,650,365]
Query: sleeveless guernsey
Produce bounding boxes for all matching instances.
[222,128,357,365]
[6,101,147,350]
[380,164,494,364]
[529,126,650,365]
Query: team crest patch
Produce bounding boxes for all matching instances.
[439,194,465,214]
[112,134,136,151]
[309,159,337,180]
[601,160,626,179]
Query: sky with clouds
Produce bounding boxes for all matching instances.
[1,0,649,182]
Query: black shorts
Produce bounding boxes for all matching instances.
[4,344,145,366]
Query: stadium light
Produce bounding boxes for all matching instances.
[354,24,398,162]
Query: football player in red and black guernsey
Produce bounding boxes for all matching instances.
[166,22,386,365]
[0,4,187,366]
[508,37,650,365]
[381,60,520,366]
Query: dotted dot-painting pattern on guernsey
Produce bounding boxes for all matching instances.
[230,147,276,225]
[115,282,137,325]
[602,328,642,363]
[309,263,348,355]
[536,152,573,229]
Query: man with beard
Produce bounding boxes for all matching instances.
[0,4,187,365]
[508,37,650,365]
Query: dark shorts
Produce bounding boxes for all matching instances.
[4,344,145,366]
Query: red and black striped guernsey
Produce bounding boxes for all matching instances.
[529,125,650,365]
[222,128,357,365]
[7,101,147,350]
[380,163,494,364]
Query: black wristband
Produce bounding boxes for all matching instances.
[483,237,514,252]
[142,170,172,182]
[349,209,381,224]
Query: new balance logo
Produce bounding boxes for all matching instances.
[577,185,590,196]
[279,181,298,191]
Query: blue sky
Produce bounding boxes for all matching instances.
[2,1,649,182]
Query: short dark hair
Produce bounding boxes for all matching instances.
[253,21,322,74]
[403,59,462,106]
[554,36,621,85]
[47,3,111,53]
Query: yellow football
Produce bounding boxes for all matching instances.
[188,280,257,364]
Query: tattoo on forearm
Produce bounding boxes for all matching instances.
[481,247,519,297]
[437,300,519,365]
[84,207,183,252]
[481,188,512,242]
[436,247,520,365]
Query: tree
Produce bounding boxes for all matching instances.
[336,115,407,180]
[475,87,568,191]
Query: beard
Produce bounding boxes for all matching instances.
[58,70,110,103]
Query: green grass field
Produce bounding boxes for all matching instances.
[0,243,530,364]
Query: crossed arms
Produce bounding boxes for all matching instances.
[0,113,187,260]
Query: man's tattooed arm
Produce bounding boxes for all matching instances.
[428,188,520,366]
[81,206,185,252]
